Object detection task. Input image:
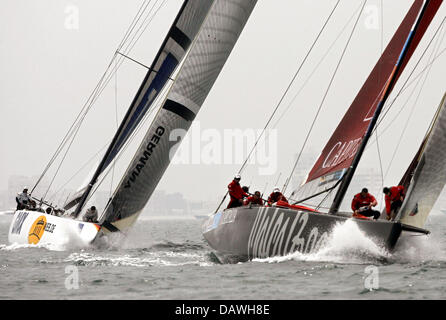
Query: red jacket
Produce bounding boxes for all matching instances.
[385,185,405,214]
[228,180,248,200]
[268,192,288,204]
[351,193,377,211]
[244,196,264,206]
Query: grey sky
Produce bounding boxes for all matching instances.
[1,0,446,206]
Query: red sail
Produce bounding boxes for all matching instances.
[305,0,442,183]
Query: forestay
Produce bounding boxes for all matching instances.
[102,0,258,230]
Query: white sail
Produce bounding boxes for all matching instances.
[102,0,258,231]
[398,92,446,228]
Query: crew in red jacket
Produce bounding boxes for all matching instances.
[227,174,248,209]
[268,187,288,205]
[351,188,380,220]
[244,191,264,206]
[383,185,405,221]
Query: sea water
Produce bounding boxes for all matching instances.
[1,212,446,300]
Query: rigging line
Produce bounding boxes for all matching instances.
[33,1,165,195]
[370,47,446,145]
[375,0,385,212]
[375,129,385,211]
[237,0,341,175]
[116,51,152,70]
[79,0,168,119]
[47,140,111,202]
[373,15,446,133]
[120,0,163,54]
[115,51,175,80]
[42,116,86,200]
[282,0,368,195]
[94,0,168,102]
[117,0,151,51]
[97,0,165,85]
[383,24,445,179]
[30,56,113,195]
[124,0,169,54]
[316,186,334,211]
[383,76,425,178]
[110,55,120,199]
[31,0,162,194]
[31,48,124,195]
[365,19,446,151]
[213,0,342,213]
[42,55,124,199]
[271,1,364,130]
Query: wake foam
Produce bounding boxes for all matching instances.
[253,219,390,265]
[63,250,212,267]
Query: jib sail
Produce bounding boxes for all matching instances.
[397,92,446,228]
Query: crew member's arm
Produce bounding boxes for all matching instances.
[351,197,358,213]
[398,186,405,201]
[370,195,377,208]
[385,196,391,215]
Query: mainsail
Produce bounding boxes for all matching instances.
[396,92,446,228]
[291,0,442,211]
[68,0,214,213]
[101,0,258,230]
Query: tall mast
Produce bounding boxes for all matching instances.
[329,0,431,213]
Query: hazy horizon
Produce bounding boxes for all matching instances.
[2,0,446,206]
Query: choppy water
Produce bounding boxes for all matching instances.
[1,212,446,300]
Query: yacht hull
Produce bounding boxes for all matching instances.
[202,206,404,263]
[8,210,100,249]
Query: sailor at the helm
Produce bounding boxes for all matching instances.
[16,187,31,210]
[267,187,288,205]
[227,174,248,209]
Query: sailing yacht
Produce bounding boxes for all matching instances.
[202,0,446,262]
[8,0,258,248]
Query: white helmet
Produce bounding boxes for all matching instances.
[273,187,280,193]
[234,174,241,180]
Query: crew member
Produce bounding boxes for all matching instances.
[351,188,380,220]
[242,186,250,199]
[244,191,264,206]
[227,174,248,209]
[383,185,405,221]
[268,187,288,205]
[83,206,98,223]
[16,187,31,210]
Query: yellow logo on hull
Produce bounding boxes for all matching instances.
[28,215,47,244]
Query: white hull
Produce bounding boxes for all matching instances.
[8,210,101,250]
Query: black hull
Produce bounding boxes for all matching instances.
[202,206,404,263]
